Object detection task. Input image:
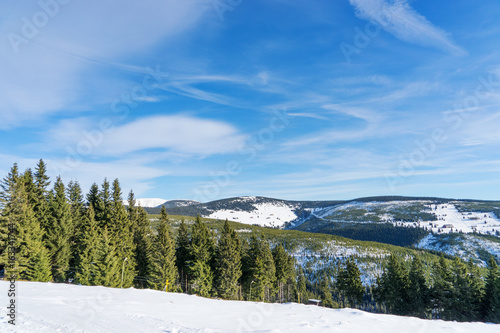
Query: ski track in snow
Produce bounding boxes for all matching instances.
[1,281,498,333]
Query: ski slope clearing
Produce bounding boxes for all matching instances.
[1,281,498,333]
[425,203,500,234]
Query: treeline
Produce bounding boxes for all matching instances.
[375,254,500,323]
[1,161,500,323]
[0,161,321,303]
[299,221,428,247]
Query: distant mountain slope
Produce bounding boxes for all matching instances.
[142,195,500,263]
[125,199,200,209]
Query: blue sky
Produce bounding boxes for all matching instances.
[1,0,500,202]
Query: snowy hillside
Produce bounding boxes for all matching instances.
[416,233,500,266]
[309,200,500,236]
[206,196,301,228]
[1,281,498,333]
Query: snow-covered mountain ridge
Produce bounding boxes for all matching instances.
[146,196,500,264]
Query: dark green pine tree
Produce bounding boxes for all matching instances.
[0,163,19,203]
[465,259,485,321]
[5,178,48,280]
[319,273,337,308]
[244,235,276,301]
[175,217,191,292]
[374,254,410,315]
[443,257,484,322]
[75,205,101,286]
[129,191,153,289]
[214,219,242,300]
[273,244,295,303]
[296,266,307,303]
[67,180,85,280]
[94,226,121,288]
[431,257,454,320]
[109,179,136,288]
[189,215,215,297]
[21,169,37,207]
[26,246,52,282]
[407,256,431,318]
[0,164,19,262]
[33,159,51,232]
[483,257,500,323]
[150,206,178,291]
[46,177,74,282]
[95,179,112,228]
[86,183,100,212]
[337,258,364,307]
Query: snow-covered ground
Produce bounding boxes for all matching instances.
[208,201,299,228]
[312,200,427,221]
[1,281,498,333]
[416,233,500,265]
[419,204,500,235]
[311,201,500,236]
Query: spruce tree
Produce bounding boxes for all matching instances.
[109,179,136,288]
[319,273,337,308]
[46,177,74,282]
[214,219,242,300]
[483,257,500,323]
[296,266,307,303]
[0,163,19,204]
[374,254,410,315]
[95,179,112,228]
[244,235,276,301]
[337,258,364,307]
[465,259,485,321]
[94,226,121,288]
[86,183,100,211]
[175,217,191,292]
[273,244,294,303]
[0,164,19,262]
[2,178,48,280]
[26,247,52,282]
[189,215,215,297]
[130,192,152,288]
[407,257,430,318]
[21,169,37,207]
[67,180,85,280]
[33,159,51,232]
[75,205,101,286]
[150,206,177,291]
[431,257,454,319]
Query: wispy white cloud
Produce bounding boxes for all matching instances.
[348,0,466,55]
[0,0,212,128]
[321,104,384,123]
[45,115,248,157]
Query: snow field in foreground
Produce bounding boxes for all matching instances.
[0,281,498,333]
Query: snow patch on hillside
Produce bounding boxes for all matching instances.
[312,200,429,220]
[416,234,500,266]
[423,204,500,235]
[208,202,299,228]
[2,281,498,332]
